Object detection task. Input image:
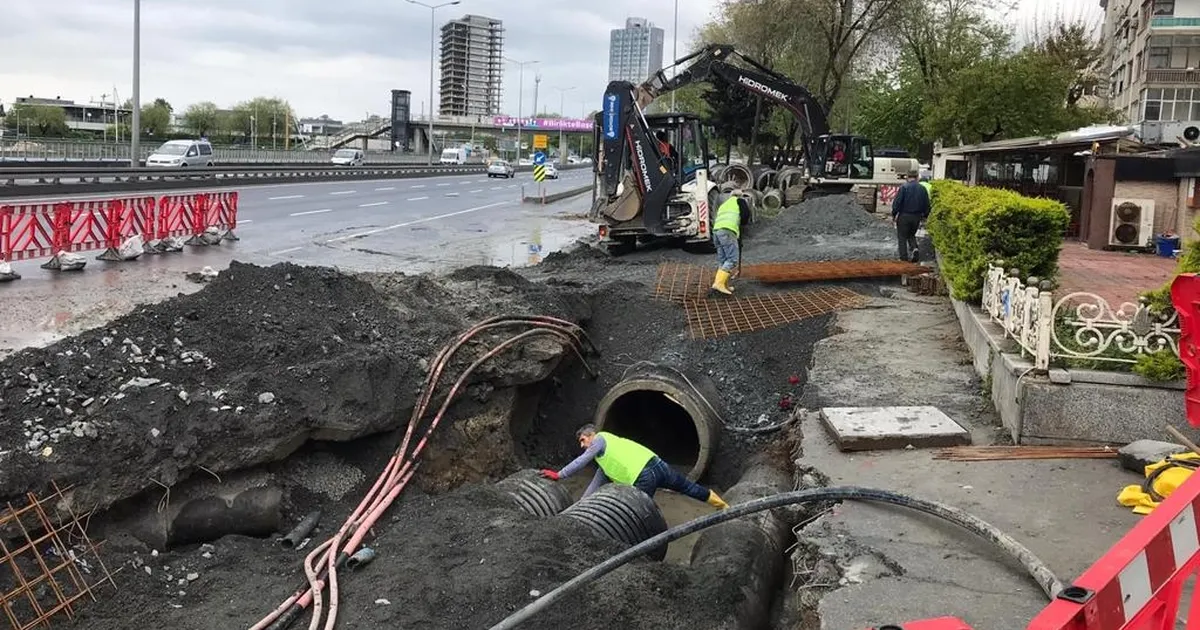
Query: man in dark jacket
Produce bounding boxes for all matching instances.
[891,169,931,262]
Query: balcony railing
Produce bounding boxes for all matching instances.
[1146,68,1200,83]
[1152,16,1200,27]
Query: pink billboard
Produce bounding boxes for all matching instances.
[492,117,593,131]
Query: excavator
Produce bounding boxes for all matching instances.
[589,44,899,255]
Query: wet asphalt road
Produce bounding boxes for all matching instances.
[0,168,598,354]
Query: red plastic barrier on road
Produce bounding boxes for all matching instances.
[0,202,56,262]
[155,191,238,243]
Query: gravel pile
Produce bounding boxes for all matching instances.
[769,194,895,238]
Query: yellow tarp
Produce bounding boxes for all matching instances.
[1118,452,1200,515]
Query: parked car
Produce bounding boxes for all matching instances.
[331,148,364,166]
[487,159,515,178]
[146,139,215,168]
[542,163,559,179]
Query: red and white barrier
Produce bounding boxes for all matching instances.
[0,191,239,279]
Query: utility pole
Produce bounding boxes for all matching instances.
[505,57,539,161]
[406,0,461,165]
[555,86,574,164]
[131,0,141,167]
[532,73,541,118]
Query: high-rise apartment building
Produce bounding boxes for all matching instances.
[1099,0,1200,143]
[439,14,504,117]
[608,17,665,84]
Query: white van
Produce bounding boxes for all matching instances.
[331,148,364,166]
[440,147,468,165]
[146,139,215,168]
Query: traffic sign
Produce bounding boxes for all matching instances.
[533,134,548,149]
[533,151,546,165]
[533,164,547,182]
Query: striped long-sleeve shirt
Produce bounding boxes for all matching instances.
[556,435,609,498]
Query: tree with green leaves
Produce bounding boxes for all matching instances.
[6,103,69,137]
[229,97,296,145]
[182,101,221,137]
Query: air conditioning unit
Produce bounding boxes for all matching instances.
[1108,198,1156,248]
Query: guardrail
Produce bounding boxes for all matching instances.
[0,163,592,199]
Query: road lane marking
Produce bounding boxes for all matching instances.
[469,189,483,193]
[507,184,517,188]
[411,184,426,188]
[359,201,388,207]
[240,220,254,224]
[269,194,304,200]
[408,196,429,201]
[459,181,471,185]
[324,201,511,243]
[330,190,355,195]
[270,246,303,255]
[375,186,395,191]
[437,183,450,186]
[490,186,503,190]
[290,208,333,216]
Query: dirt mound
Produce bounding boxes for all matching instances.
[71,481,737,630]
[768,194,893,238]
[0,262,589,511]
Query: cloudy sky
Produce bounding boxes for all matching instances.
[3,0,1100,124]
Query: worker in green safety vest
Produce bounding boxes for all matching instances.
[919,170,933,196]
[540,424,729,509]
[711,191,751,295]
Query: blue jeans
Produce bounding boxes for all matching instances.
[714,229,739,272]
[632,457,711,501]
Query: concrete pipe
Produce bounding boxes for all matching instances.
[709,164,728,182]
[777,167,806,190]
[719,181,738,194]
[752,167,778,191]
[721,164,753,189]
[761,189,784,212]
[495,469,573,517]
[558,484,670,561]
[687,456,796,629]
[593,362,724,481]
[169,486,284,548]
[737,189,763,211]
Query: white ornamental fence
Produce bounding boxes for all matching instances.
[981,263,1181,370]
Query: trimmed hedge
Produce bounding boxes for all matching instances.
[926,180,1071,302]
[1141,214,1200,313]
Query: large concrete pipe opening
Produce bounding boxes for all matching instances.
[594,363,723,481]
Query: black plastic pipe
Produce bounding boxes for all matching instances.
[487,486,1063,630]
[279,510,322,550]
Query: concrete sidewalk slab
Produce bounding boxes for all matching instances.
[795,289,1141,630]
[820,405,971,451]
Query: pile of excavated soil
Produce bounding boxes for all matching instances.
[0,262,590,511]
[769,194,894,238]
[746,194,898,263]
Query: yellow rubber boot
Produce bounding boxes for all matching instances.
[706,490,729,509]
[711,269,733,295]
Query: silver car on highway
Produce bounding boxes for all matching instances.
[487,159,514,178]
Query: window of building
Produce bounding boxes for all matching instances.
[1150,45,1170,68]
[1153,0,1175,15]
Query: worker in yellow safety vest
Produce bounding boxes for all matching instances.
[540,424,729,509]
[711,191,751,295]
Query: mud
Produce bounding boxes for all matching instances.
[5,194,919,630]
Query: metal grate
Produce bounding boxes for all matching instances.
[683,287,868,339]
[654,260,925,302]
[0,482,115,630]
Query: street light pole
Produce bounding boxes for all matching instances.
[671,0,678,112]
[556,86,574,164]
[504,58,539,161]
[407,0,461,166]
[131,0,141,167]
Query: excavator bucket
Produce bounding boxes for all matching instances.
[598,173,643,223]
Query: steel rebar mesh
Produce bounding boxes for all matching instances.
[683,287,868,339]
[0,482,115,630]
[654,260,925,303]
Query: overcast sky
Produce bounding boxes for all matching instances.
[3,0,1100,124]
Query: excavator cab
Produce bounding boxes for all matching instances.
[812,134,874,180]
[647,113,710,185]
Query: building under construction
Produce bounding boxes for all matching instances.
[438,14,504,117]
